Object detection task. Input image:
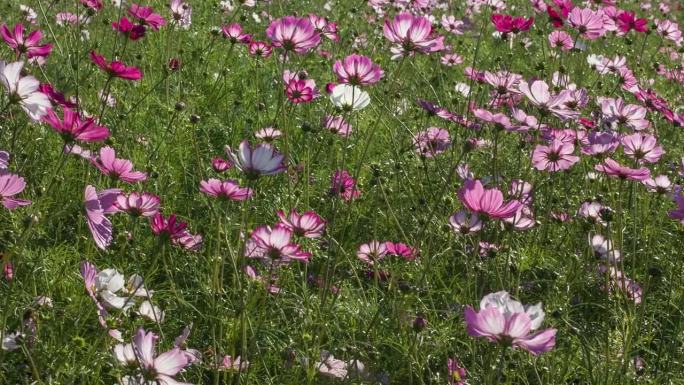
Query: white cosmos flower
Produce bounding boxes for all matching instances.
[330,84,370,112]
[0,61,51,121]
[139,300,165,323]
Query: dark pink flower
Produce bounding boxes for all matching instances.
[39,84,77,108]
[0,24,52,58]
[248,41,272,58]
[112,17,146,40]
[128,4,167,31]
[90,51,143,80]
[385,242,417,260]
[81,0,103,10]
[491,14,534,34]
[616,11,648,34]
[43,107,110,143]
[211,157,232,172]
[222,23,251,44]
[330,170,360,201]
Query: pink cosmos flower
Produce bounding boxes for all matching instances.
[130,328,191,384]
[92,147,147,183]
[643,175,672,194]
[441,54,464,67]
[383,12,445,58]
[616,11,648,34]
[620,133,663,164]
[441,15,466,35]
[285,79,315,103]
[211,157,232,172]
[244,224,311,263]
[531,139,579,172]
[449,211,483,235]
[568,8,606,40]
[357,241,388,265]
[458,179,522,219]
[581,131,619,156]
[80,261,109,327]
[656,20,682,44]
[323,115,352,137]
[0,173,31,209]
[332,54,383,86]
[413,127,451,158]
[669,194,684,224]
[1,24,52,58]
[276,209,326,238]
[222,23,251,44]
[43,108,109,143]
[128,4,167,31]
[330,170,360,201]
[599,97,649,131]
[39,84,77,108]
[548,30,574,50]
[517,80,578,120]
[115,192,160,217]
[502,206,536,231]
[385,242,417,260]
[595,158,650,181]
[447,357,467,385]
[200,179,253,201]
[546,0,573,27]
[266,16,321,54]
[472,108,513,131]
[169,0,192,29]
[150,213,202,251]
[491,14,534,34]
[225,140,286,178]
[254,127,282,142]
[599,266,642,304]
[90,51,143,80]
[81,0,103,10]
[308,14,339,41]
[248,41,272,58]
[84,185,121,250]
[112,17,146,40]
[464,291,557,356]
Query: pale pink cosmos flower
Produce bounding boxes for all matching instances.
[43,107,109,143]
[308,14,339,42]
[200,179,253,201]
[484,71,523,97]
[244,265,281,294]
[548,30,573,50]
[115,192,160,217]
[441,53,464,66]
[0,24,52,58]
[449,211,483,235]
[531,139,579,172]
[578,201,607,225]
[169,0,192,30]
[509,179,534,205]
[222,23,252,44]
[316,351,348,379]
[591,234,621,263]
[383,12,445,58]
[643,175,672,194]
[413,127,451,158]
[0,60,51,120]
[472,108,513,131]
[332,54,383,86]
[502,206,536,231]
[277,209,326,238]
[244,224,311,263]
[599,97,649,131]
[225,140,286,179]
[458,179,522,219]
[129,328,191,384]
[248,41,272,58]
[266,16,321,54]
[464,291,557,355]
[656,19,682,45]
[581,131,619,156]
[517,80,578,120]
[254,127,282,142]
[595,158,650,181]
[84,185,121,250]
[0,173,31,209]
[621,133,663,164]
[323,115,352,137]
[441,15,466,35]
[357,241,388,265]
[599,266,642,304]
[92,147,147,183]
[568,8,606,40]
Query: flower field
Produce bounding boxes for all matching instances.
[1,0,684,384]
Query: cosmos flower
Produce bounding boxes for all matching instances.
[169,0,192,30]
[329,84,370,111]
[531,139,579,172]
[200,179,253,201]
[490,14,534,34]
[620,133,663,164]
[332,54,383,86]
[567,8,606,40]
[92,146,147,183]
[225,140,286,178]
[458,179,522,219]
[90,51,142,80]
[412,127,451,157]
[357,241,388,265]
[222,23,251,44]
[266,16,320,54]
[248,41,272,58]
[449,211,483,235]
[115,192,161,217]
[595,158,650,181]
[276,209,326,238]
[0,60,51,120]
[244,224,311,263]
[322,115,352,137]
[126,328,191,384]
[330,170,360,201]
[464,291,557,355]
[548,30,573,50]
[383,12,445,58]
[128,4,167,31]
[84,185,121,250]
[0,24,52,58]
[0,173,31,210]
[43,107,109,143]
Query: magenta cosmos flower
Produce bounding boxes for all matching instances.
[0,173,31,209]
[150,213,202,251]
[332,54,383,86]
[115,192,160,217]
[90,51,142,80]
[595,158,650,181]
[490,14,534,34]
[277,209,326,238]
[330,170,360,201]
[458,179,522,219]
[93,146,147,183]
[567,8,606,40]
[616,11,648,34]
[112,17,146,40]
[383,13,445,58]
[225,140,286,179]
[200,178,253,201]
[130,328,191,384]
[413,127,451,158]
[1,24,52,58]
[531,139,579,172]
[84,185,121,250]
[248,41,272,58]
[43,108,109,143]
[244,224,311,263]
[222,23,251,44]
[266,16,320,54]
[128,4,167,31]
[447,357,467,385]
[465,291,557,356]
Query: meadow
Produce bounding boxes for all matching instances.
[1,0,684,384]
